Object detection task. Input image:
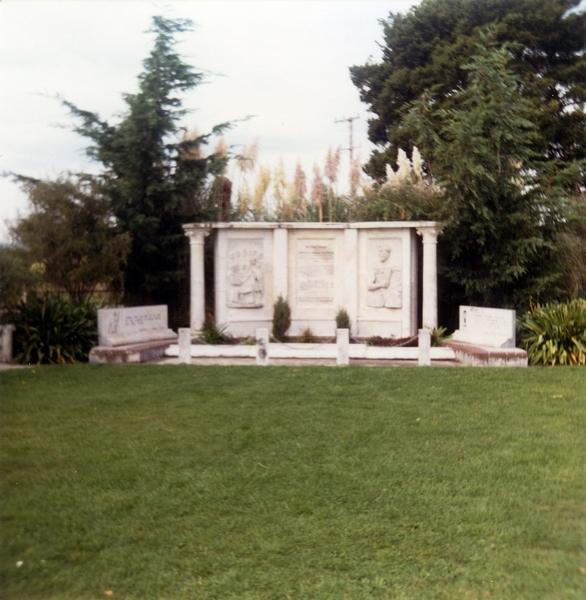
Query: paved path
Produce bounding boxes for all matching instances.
[0,362,32,371]
[157,357,460,367]
[0,358,460,369]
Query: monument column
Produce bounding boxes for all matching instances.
[185,227,209,332]
[344,228,358,328]
[417,226,442,331]
[273,227,288,300]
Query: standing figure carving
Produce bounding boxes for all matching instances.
[367,242,402,308]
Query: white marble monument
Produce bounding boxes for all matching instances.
[451,305,517,348]
[97,305,176,347]
[183,222,441,338]
[90,305,178,364]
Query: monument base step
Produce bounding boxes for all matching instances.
[89,340,175,364]
[165,343,456,362]
[445,341,528,367]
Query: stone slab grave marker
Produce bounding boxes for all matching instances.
[90,305,177,364]
[451,305,516,348]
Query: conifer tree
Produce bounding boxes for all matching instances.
[351,0,586,181]
[407,39,566,309]
[63,16,230,324]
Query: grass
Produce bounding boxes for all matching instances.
[1,365,585,599]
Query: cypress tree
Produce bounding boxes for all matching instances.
[63,16,230,325]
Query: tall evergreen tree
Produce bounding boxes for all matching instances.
[350,0,586,181]
[406,39,564,309]
[63,16,230,325]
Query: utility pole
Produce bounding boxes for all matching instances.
[335,115,360,168]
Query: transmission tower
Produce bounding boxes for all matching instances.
[335,115,360,168]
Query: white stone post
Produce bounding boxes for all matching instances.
[185,227,209,333]
[273,228,288,301]
[418,328,431,366]
[336,328,350,366]
[0,324,16,362]
[344,228,358,332]
[178,328,192,365]
[256,328,270,365]
[417,226,442,331]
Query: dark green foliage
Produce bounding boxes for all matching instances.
[431,326,452,346]
[62,16,231,326]
[335,308,351,333]
[350,0,586,320]
[0,247,37,311]
[554,193,586,299]
[518,298,586,365]
[350,0,586,180]
[197,322,231,345]
[12,297,97,364]
[272,294,291,341]
[401,38,575,315]
[7,175,131,305]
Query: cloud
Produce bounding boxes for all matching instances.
[0,0,421,241]
[563,0,586,16]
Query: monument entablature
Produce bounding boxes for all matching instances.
[183,221,441,338]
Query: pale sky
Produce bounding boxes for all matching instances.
[0,0,423,242]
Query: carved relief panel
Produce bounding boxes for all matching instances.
[226,239,264,308]
[366,238,402,309]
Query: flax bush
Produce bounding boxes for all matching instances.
[518,299,586,366]
[13,296,97,364]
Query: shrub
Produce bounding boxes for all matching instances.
[272,295,291,342]
[197,322,230,345]
[300,327,318,343]
[335,308,351,333]
[431,326,452,347]
[13,297,97,364]
[518,299,586,366]
[0,247,38,311]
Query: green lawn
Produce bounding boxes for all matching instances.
[1,365,585,599]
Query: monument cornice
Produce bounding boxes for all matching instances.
[183,221,441,231]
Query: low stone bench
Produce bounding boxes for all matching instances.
[445,340,528,367]
[89,305,178,364]
[447,306,527,367]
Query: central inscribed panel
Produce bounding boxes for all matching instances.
[296,238,335,304]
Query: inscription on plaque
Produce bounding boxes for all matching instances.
[97,305,176,347]
[297,239,335,304]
